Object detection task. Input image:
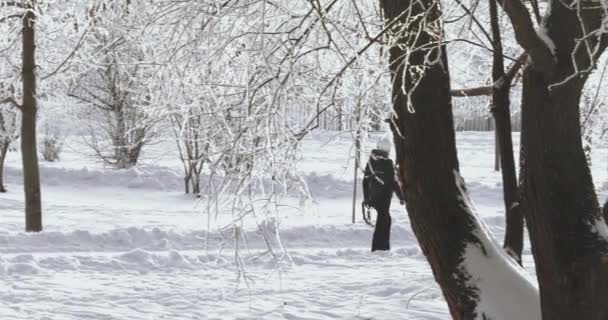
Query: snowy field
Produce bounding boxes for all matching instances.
[2,132,608,320]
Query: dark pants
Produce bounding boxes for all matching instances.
[371,206,391,252]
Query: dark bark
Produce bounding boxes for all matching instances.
[21,3,42,232]
[521,65,608,320]
[494,129,500,172]
[382,1,482,317]
[603,200,608,224]
[518,2,608,317]
[0,141,8,193]
[496,0,555,78]
[489,0,524,265]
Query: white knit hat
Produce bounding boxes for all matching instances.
[376,132,393,152]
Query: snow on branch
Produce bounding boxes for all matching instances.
[451,53,527,97]
[0,96,21,109]
[453,171,541,320]
[496,0,555,78]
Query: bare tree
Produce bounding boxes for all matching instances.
[20,0,42,231]
[0,0,42,231]
[0,104,19,192]
[170,105,208,195]
[69,7,160,169]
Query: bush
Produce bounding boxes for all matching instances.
[41,134,62,162]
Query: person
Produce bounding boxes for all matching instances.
[362,133,405,252]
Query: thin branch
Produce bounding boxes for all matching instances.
[451,86,494,97]
[0,1,24,8]
[451,0,494,49]
[0,96,22,110]
[0,13,22,23]
[530,0,541,23]
[451,53,527,97]
[42,24,90,80]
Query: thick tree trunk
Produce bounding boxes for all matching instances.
[521,65,608,319]
[488,0,524,265]
[382,1,539,318]
[516,2,608,318]
[0,141,8,193]
[21,4,42,232]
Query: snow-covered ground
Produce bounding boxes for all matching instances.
[2,132,608,319]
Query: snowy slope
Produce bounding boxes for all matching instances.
[2,132,608,319]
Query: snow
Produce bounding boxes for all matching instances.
[536,24,556,55]
[460,240,541,320]
[455,172,541,320]
[2,131,608,319]
[535,0,556,54]
[590,217,608,242]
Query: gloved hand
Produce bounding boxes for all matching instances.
[400,200,405,205]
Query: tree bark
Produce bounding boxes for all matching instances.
[517,2,608,317]
[382,1,539,318]
[488,0,524,265]
[494,129,500,172]
[0,141,8,193]
[21,3,42,232]
[521,66,608,320]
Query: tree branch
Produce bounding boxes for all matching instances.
[496,0,554,78]
[42,25,90,80]
[451,86,493,97]
[0,1,25,8]
[0,13,22,23]
[452,53,528,97]
[0,96,22,110]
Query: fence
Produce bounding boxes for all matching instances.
[454,111,522,132]
[295,107,522,132]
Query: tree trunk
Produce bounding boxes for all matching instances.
[184,175,191,194]
[488,0,524,265]
[0,141,8,193]
[515,2,608,317]
[521,65,608,319]
[493,82,524,265]
[382,1,539,318]
[114,106,129,169]
[21,4,42,232]
[351,106,362,224]
[494,128,500,172]
[191,168,201,196]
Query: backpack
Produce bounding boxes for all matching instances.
[364,154,394,207]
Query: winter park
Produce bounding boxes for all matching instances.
[2,1,608,320]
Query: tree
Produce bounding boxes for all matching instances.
[0,104,19,193]
[170,104,208,195]
[0,0,42,231]
[494,0,608,317]
[68,1,160,169]
[448,0,528,264]
[485,0,526,265]
[381,0,540,318]
[21,0,41,232]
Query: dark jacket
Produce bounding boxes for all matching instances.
[362,149,404,210]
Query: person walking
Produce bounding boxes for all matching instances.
[362,134,405,252]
